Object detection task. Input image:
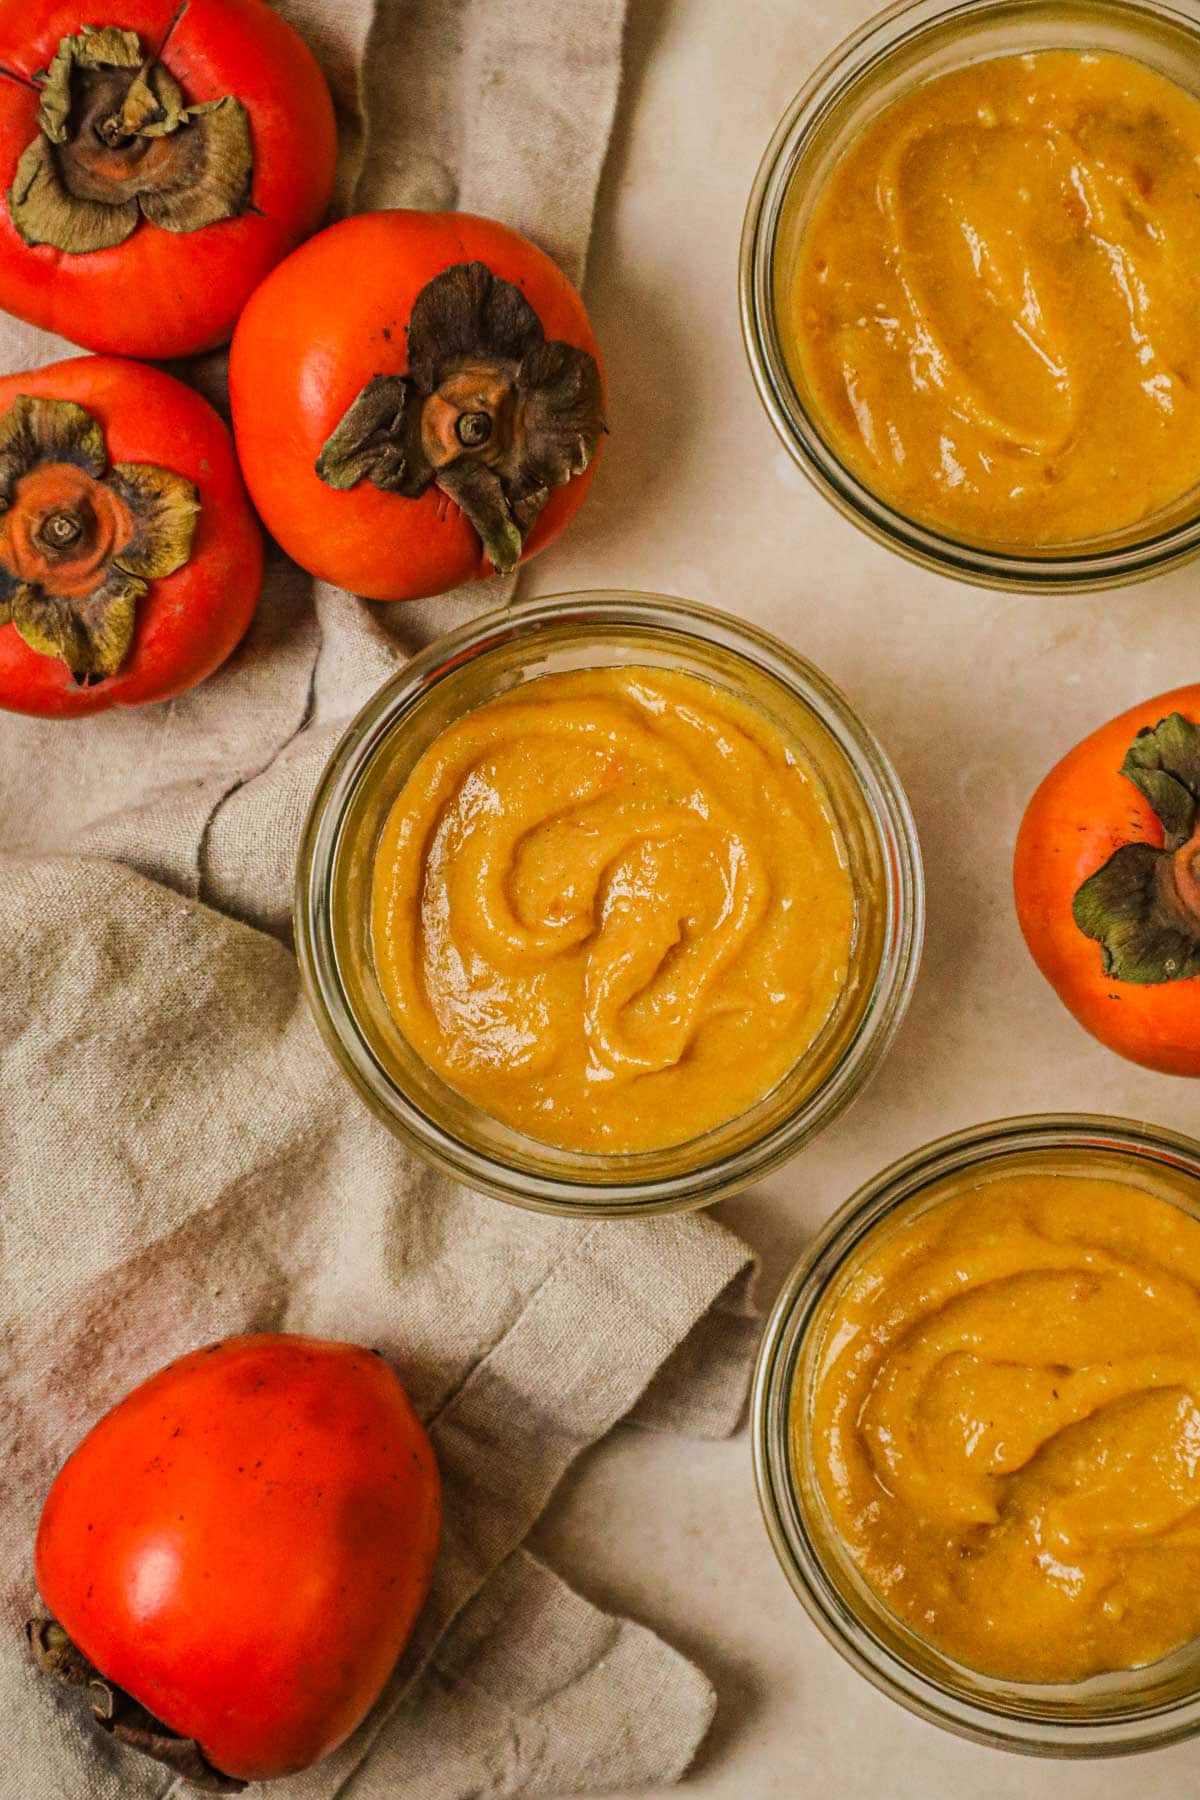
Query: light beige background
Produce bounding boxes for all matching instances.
[521,1,1200,1794]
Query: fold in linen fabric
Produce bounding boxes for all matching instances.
[0,858,755,1800]
[0,3,759,1796]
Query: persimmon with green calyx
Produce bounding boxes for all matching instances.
[229,209,608,602]
[0,0,337,358]
[1014,686,1200,1074]
[29,1334,442,1788]
[0,356,262,717]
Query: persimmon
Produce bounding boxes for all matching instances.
[229,209,607,602]
[0,0,336,358]
[0,355,262,717]
[1014,685,1200,1074]
[30,1335,441,1788]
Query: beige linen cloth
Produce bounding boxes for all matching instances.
[0,3,759,1798]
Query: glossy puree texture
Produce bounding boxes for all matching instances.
[806,1173,1200,1682]
[371,667,854,1153]
[789,52,1200,547]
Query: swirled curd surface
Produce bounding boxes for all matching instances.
[806,1172,1200,1682]
[789,52,1200,546]
[371,667,854,1153]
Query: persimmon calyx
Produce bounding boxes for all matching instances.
[27,1620,246,1793]
[316,261,607,577]
[9,26,252,255]
[1073,713,1200,984]
[0,395,199,683]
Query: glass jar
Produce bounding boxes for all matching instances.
[740,0,1200,592]
[295,591,923,1216]
[754,1113,1200,1755]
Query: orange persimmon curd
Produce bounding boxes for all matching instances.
[787,51,1200,547]
[370,667,854,1153]
[805,1170,1200,1683]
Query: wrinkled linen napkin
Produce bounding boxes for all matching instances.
[0,2,759,1798]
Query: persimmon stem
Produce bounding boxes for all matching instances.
[27,1619,246,1793]
[1074,714,1200,985]
[8,29,253,254]
[39,511,86,551]
[455,410,493,448]
[97,112,128,148]
[316,261,605,575]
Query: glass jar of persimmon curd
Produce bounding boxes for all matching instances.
[754,1115,1200,1755]
[741,0,1200,591]
[295,593,922,1215]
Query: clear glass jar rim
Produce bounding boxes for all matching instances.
[752,1111,1200,1755]
[294,590,924,1217]
[739,0,1200,593]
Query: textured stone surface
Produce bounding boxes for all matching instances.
[525,1,1200,1792]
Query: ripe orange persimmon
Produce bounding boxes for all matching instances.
[230,209,607,601]
[0,0,336,358]
[0,355,262,717]
[1015,685,1200,1074]
[32,1335,441,1786]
